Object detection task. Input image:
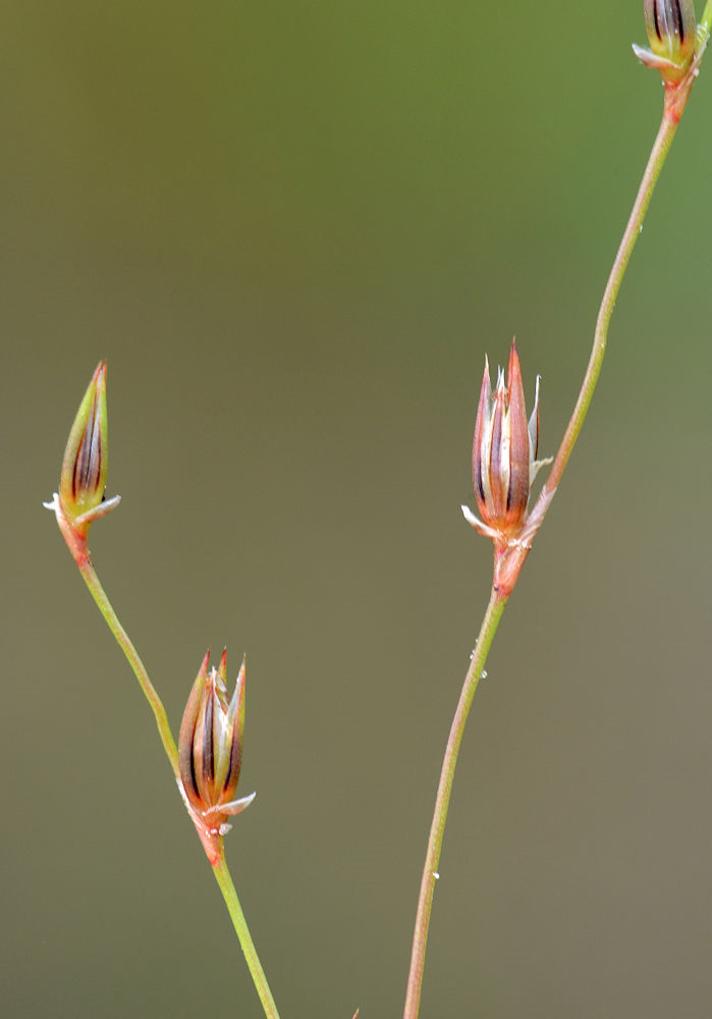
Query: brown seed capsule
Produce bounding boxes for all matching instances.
[464,341,547,546]
[178,650,255,863]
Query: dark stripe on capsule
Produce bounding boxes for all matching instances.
[187,726,201,801]
[203,692,215,785]
[673,0,685,40]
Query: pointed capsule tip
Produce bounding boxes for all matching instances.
[218,646,228,677]
[507,338,522,372]
[478,356,492,401]
[91,360,108,388]
[58,359,112,529]
[508,338,521,380]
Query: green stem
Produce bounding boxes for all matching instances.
[213,849,281,1019]
[403,41,706,1019]
[60,530,281,1019]
[403,589,507,1019]
[702,2,712,38]
[541,106,679,498]
[77,558,179,774]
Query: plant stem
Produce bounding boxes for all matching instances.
[403,589,507,1019]
[77,558,179,774]
[67,543,281,1019]
[541,107,679,498]
[403,46,705,1019]
[702,2,712,38]
[213,849,281,1019]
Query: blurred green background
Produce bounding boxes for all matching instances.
[3,2,712,1017]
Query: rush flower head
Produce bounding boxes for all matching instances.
[178,649,255,863]
[633,0,698,84]
[44,361,121,544]
[462,340,550,550]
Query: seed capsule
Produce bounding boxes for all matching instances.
[178,650,255,862]
[60,362,109,521]
[463,340,549,547]
[634,0,697,84]
[44,361,121,550]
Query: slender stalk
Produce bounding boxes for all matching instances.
[213,849,281,1019]
[77,558,179,774]
[542,2,711,499]
[403,40,707,1019]
[60,529,282,1019]
[541,109,678,497]
[403,589,507,1019]
[703,2,712,38]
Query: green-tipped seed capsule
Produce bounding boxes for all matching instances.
[45,361,121,544]
[60,361,109,521]
[634,0,697,83]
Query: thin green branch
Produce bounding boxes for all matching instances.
[403,589,507,1019]
[541,109,678,498]
[213,849,281,1019]
[701,1,712,37]
[78,558,179,774]
[54,515,281,1019]
[402,33,708,1019]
